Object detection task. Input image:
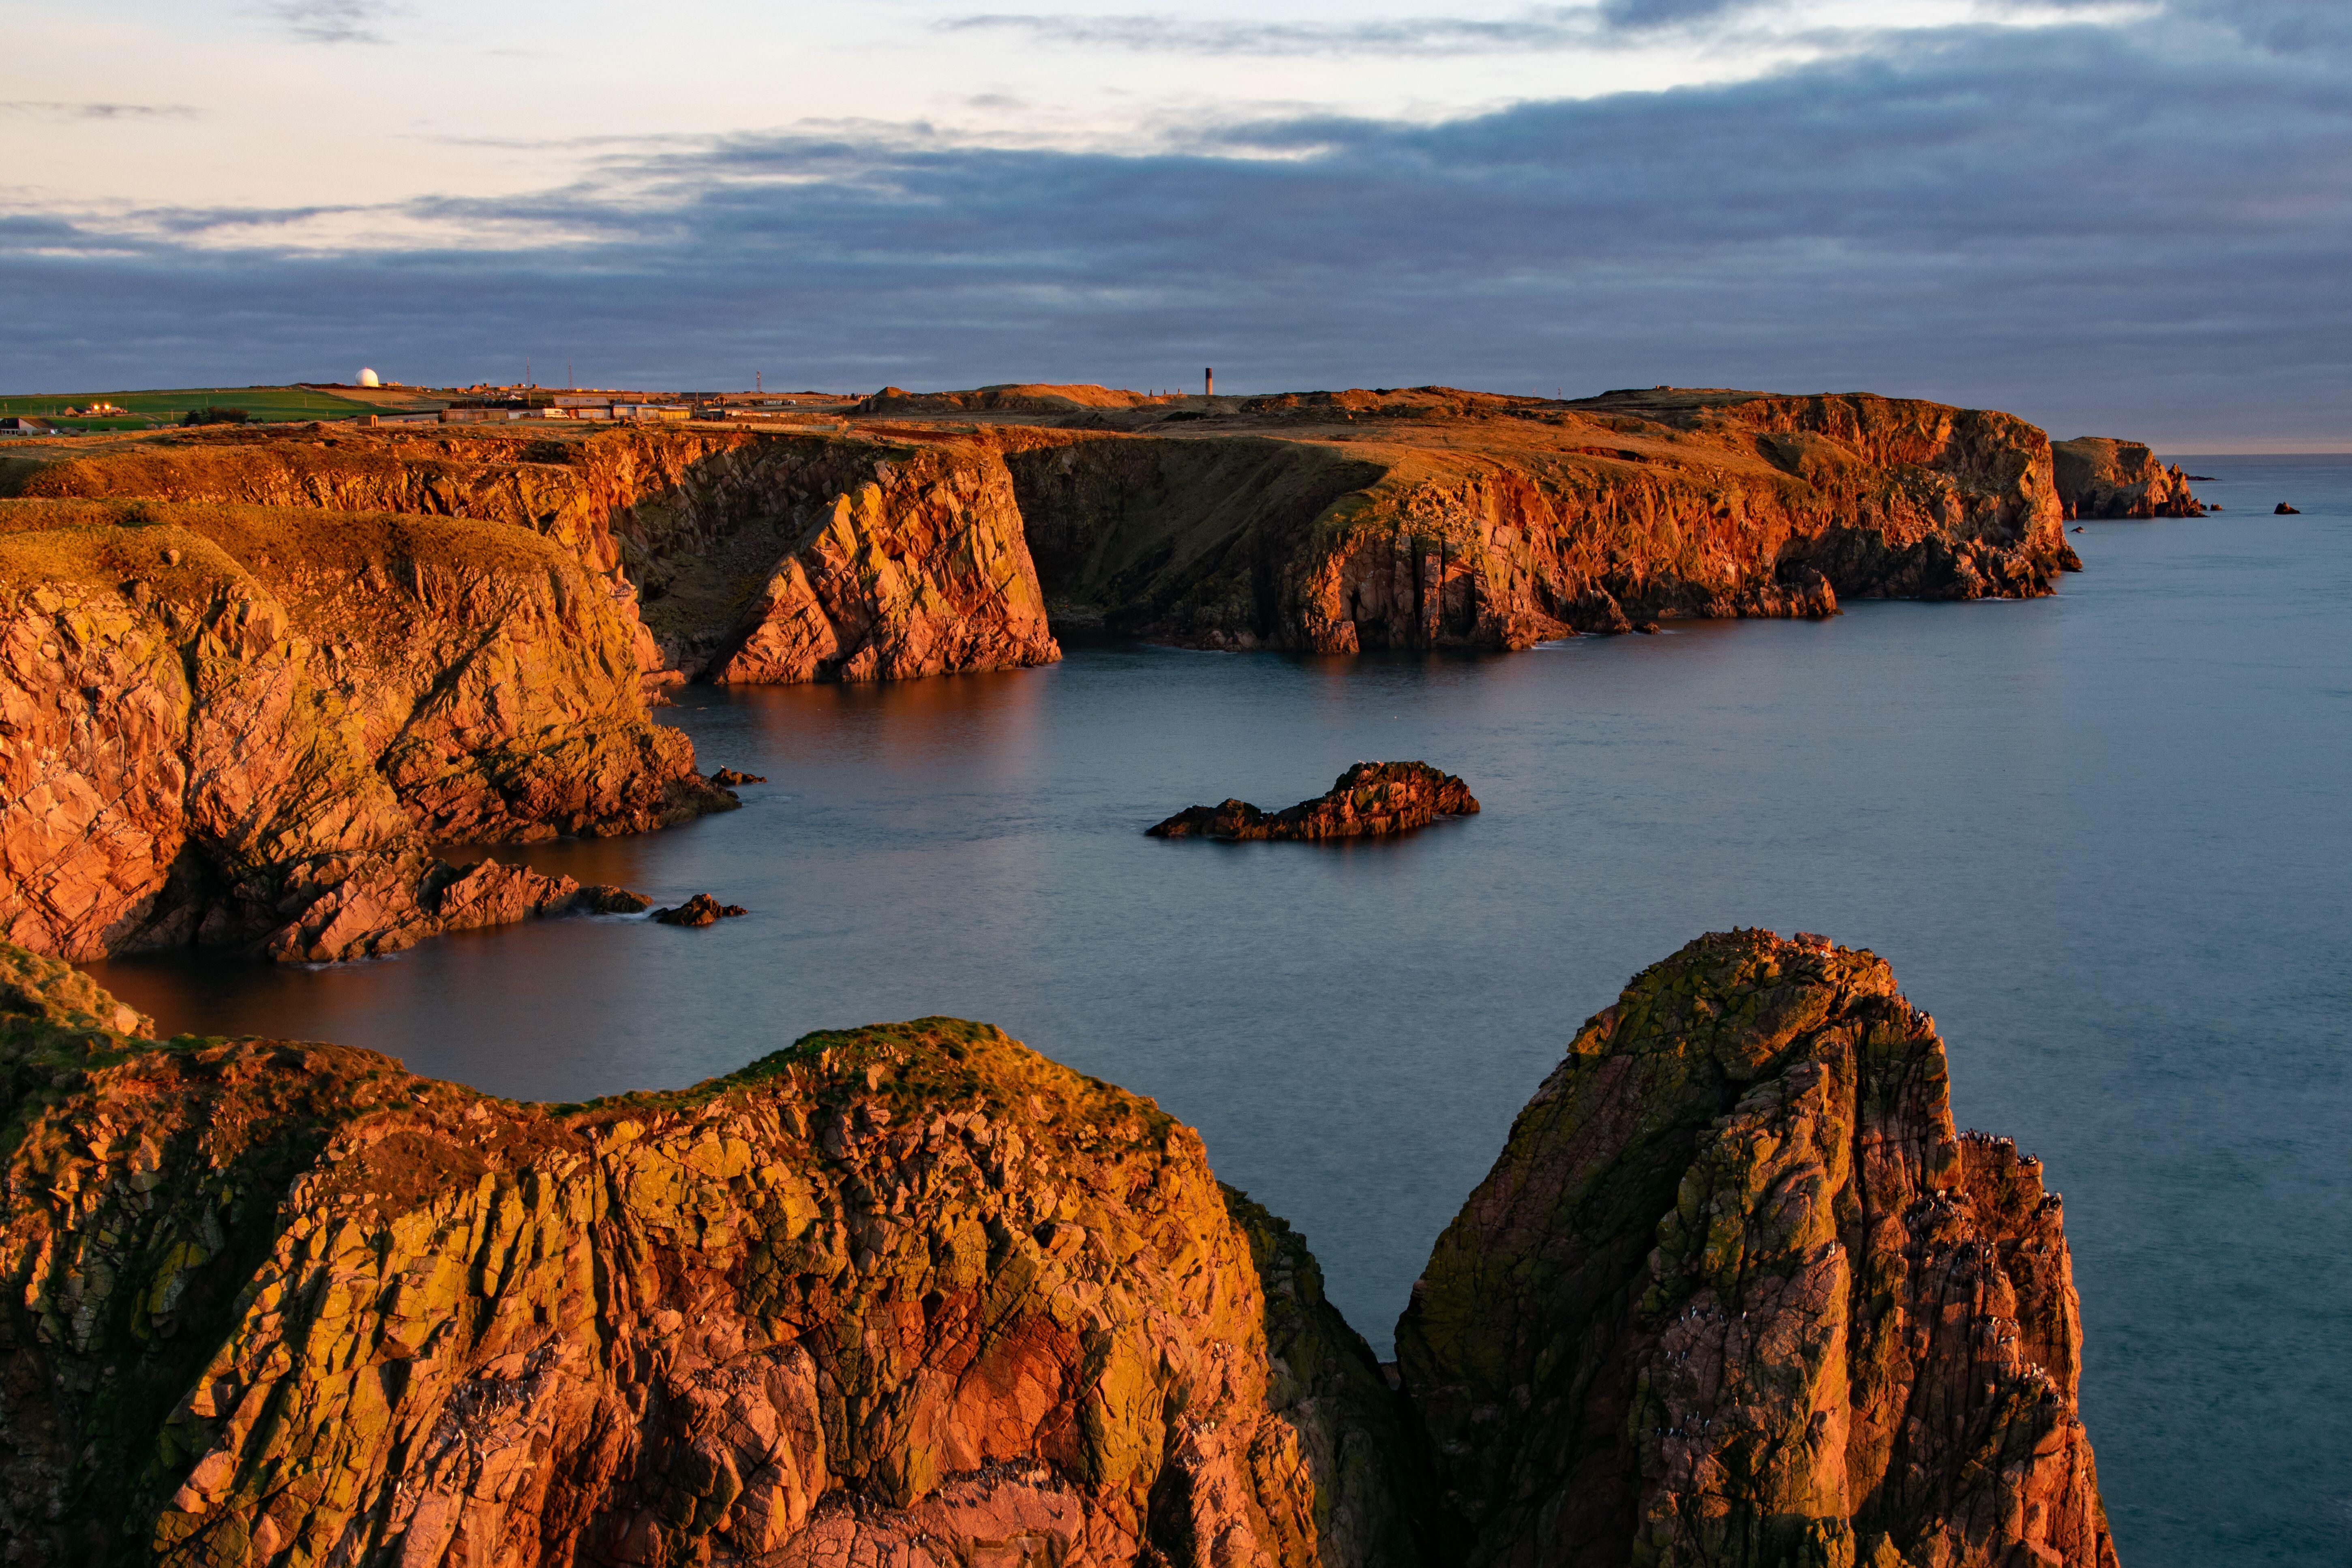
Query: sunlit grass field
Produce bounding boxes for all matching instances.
[0,385,377,430]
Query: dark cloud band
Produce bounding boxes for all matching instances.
[4,10,2346,445]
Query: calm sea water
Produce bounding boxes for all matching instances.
[94,456,2351,1566]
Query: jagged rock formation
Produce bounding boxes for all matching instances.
[0,931,2116,1567]
[1394,929,2116,1568]
[0,962,1366,1568]
[1148,762,1480,842]
[2050,438,2204,519]
[0,497,726,960]
[651,892,748,926]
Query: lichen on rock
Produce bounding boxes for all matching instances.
[0,950,1378,1568]
[1394,928,2117,1568]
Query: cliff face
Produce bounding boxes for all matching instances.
[1000,389,2074,654]
[1394,930,2114,1568]
[2050,439,2204,519]
[0,933,2116,1568]
[7,392,2092,672]
[11,427,1061,686]
[0,499,727,961]
[680,440,1060,684]
[0,958,1373,1568]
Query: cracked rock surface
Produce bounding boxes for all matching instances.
[1394,929,2116,1568]
[0,498,730,960]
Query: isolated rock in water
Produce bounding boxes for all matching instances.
[572,884,654,914]
[1394,928,2118,1568]
[2275,502,2300,514]
[1148,760,1480,841]
[2052,436,2205,519]
[711,767,767,786]
[0,956,1377,1568]
[651,892,747,926]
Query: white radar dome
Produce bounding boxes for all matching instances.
[357,368,381,388]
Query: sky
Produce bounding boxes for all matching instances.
[2,0,2347,447]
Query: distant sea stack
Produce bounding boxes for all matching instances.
[1148,760,1480,840]
[0,930,2114,1566]
[2052,437,2205,518]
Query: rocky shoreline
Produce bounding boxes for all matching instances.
[0,382,2202,969]
[0,928,2116,1567]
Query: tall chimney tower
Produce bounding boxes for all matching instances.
[1205,366,1214,398]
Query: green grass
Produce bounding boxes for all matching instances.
[0,385,379,429]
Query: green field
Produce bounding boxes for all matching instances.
[0,385,379,431]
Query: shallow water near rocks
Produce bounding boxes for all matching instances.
[95,455,2352,1567]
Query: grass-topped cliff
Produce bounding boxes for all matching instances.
[0,383,2142,686]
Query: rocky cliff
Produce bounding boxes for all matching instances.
[998,388,2075,653]
[0,954,1376,1568]
[1394,929,2115,1568]
[0,931,2116,1567]
[2050,439,2204,519]
[0,498,727,961]
[9,426,1061,686]
[6,388,2096,670]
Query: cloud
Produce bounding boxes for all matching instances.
[0,102,201,120]
[4,9,2349,446]
[1595,0,1754,31]
[934,8,1613,56]
[266,0,397,45]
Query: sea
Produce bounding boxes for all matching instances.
[92,454,2352,1567]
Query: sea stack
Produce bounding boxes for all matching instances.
[1395,929,2117,1568]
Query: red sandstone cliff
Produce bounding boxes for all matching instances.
[0,933,2117,1568]
[0,498,726,961]
[1394,930,2116,1568]
[996,388,2076,653]
[10,386,2097,678]
[0,962,1367,1568]
[2050,438,2204,519]
[11,426,1060,685]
